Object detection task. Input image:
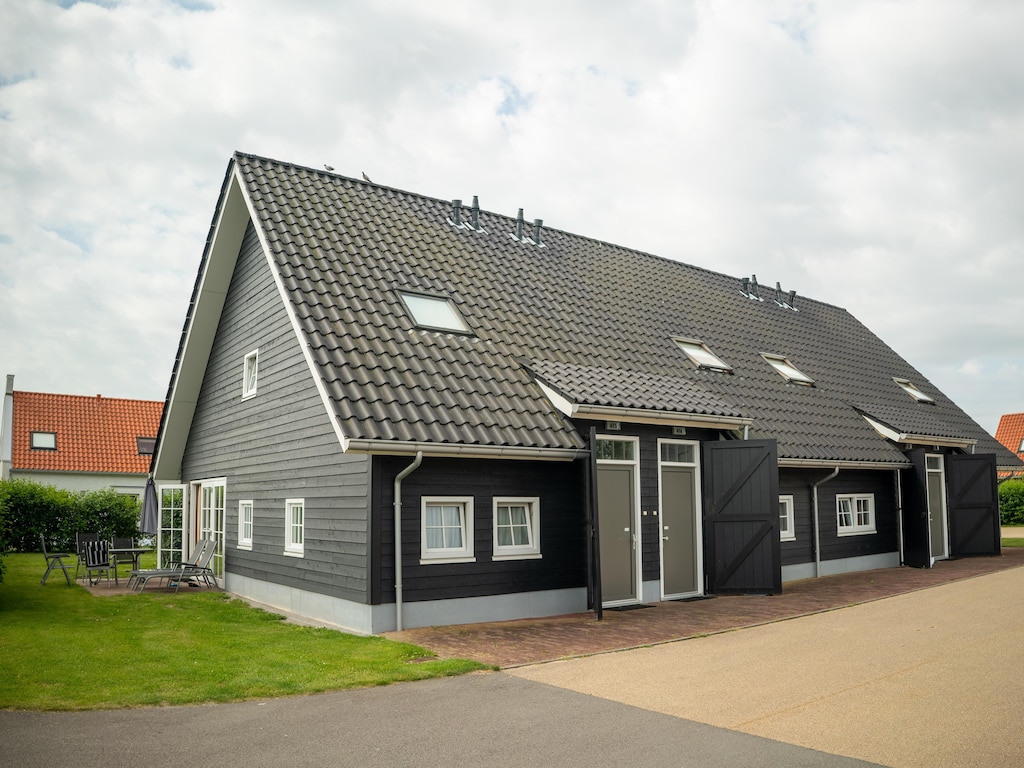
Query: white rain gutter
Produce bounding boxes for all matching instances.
[812,467,840,578]
[393,451,422,632]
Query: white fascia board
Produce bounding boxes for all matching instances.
[778,458,911,470]
[862,415,975,450]
[153,171,251,483]
[345,439,585,461]
[233,168,350,454]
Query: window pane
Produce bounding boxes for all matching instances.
[661,443,695,463]
[401,293,469,332]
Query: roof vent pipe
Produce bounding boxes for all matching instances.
[515,208,525,240]
[470,196,480,230]
[741,277,750,296]
[533,219,543,246]
[750,275,760,299]
[787,290,796,309]
[451,199,462,227]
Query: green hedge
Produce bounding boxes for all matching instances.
[1000,479,1024,527]
[0,479,141,554]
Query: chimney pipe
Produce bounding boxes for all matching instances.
[451,199,462,227]
[741,277,750,296]
[533,219,543,246]
[471,196,480,230]
[515,208,524,240]
[787,289,796,309]
[750,275,760,298]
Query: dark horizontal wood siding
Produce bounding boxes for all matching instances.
[182,221,371,603]
[371,455,585,604]
[780,468,899,563]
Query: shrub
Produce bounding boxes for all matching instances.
[0,479,141,553]
[999,479,1024,526]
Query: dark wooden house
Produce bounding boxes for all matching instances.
[151,153,1022,633]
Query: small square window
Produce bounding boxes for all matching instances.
[137,437,156,455]
[673,338,732,372]
[238,500,253,550]
[763,354,814,385]
[284,499,304,556]
[493,497,541,560]
[660,442,696,464]
[893,378,933,403]
[243,350,259,399]
[421,497,475,563]
[399,292,470,333]
[595,438,636,461]
[30,431,57,450]
[837,494,875,536]
[779,495,795,541]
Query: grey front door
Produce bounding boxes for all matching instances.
[926,455,948,561]
[661,464,699,597]
[597,463,637,604]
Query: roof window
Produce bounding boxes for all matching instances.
[137,437,156,455]
[399,292,471,333]
[673,338,732,372]
[894,378,934,403]
[763,354,814,385]
[31,431,57,450]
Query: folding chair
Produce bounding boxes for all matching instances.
[40,535,74,586]
[74,532,99,582]
[83,539,115,586]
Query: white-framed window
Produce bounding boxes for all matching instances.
[238,500,253,550]
[399,292,470,333]
[30,431,57,450]
[243,349,259,399]
[779,495,795,541]
[595,438,636,462]
[284,498,304,556]
[763,354,814,385]
[893,377,933,403]
[836,494,875,536]
[672,337,732,372]
[492,497,541,560]
[421,497,475,563]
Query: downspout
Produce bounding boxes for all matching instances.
[812,467,840,578]
[393,451,422,632]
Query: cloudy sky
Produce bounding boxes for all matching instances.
[2,0,1022,434]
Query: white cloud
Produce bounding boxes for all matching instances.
[0,0,1022,433]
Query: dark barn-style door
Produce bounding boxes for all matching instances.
[946,453,1000,557]
[900,449,931,568]
[702,439,781,595]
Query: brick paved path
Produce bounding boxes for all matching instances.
[386,548,1024,668]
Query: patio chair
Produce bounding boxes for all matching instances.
[111,536,135,580]
[74,532,99,582]
[40,535,74,586]
[82,539,115,586]
[130,538,217,594]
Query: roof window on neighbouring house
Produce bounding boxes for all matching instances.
[30,431,57,450]
[763,354,814,385]
[673,338,732,372]
[399,292,471,333]
[894,377,934,403]
[137,436,157,455]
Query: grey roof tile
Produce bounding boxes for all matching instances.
[232,153,1018,466]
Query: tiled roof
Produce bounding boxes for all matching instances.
[12,391,163,474]
[223,153,1019,467]
[996,413,1024,461]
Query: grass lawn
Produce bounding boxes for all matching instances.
[1002,538,1024,548]
[0,552,489,711]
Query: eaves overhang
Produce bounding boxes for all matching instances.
[344,439,586,462]
[778,458,911,470]
[862,415,977,450]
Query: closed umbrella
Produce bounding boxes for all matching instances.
[140,476,159,536]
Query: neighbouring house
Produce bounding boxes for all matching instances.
[995,413,1024,478]
[0,375,163,497]
[150,153,1023,634]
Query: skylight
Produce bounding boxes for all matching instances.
[894,378,934,403]
[763,354,814,385]
[399,292,470,333]
[673,338,732,372]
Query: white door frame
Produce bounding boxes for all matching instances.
[657,438,703,600]
[925,454,949,562]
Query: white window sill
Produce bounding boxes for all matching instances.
[780,535,796,543]
[492,552,542,561]
[419,555,476,565]
[283,549,304,558]
[237,543,252,551]
[837,530,876,537]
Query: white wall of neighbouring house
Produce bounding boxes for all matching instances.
[9,469,149,498]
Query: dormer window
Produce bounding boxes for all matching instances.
[31,431,57,450]
[894,378,933,403]
[763,354,814,385]
[137,437,156,455]
[673,338,732,372]
[399,292,470,333]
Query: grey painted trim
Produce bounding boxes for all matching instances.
[345,439,586,461]
[227,572,587,634]
[782,551,900,583]
[233,168,350,455]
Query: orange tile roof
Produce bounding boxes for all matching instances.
[995,412,1024,463]
[11,391,163,475]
